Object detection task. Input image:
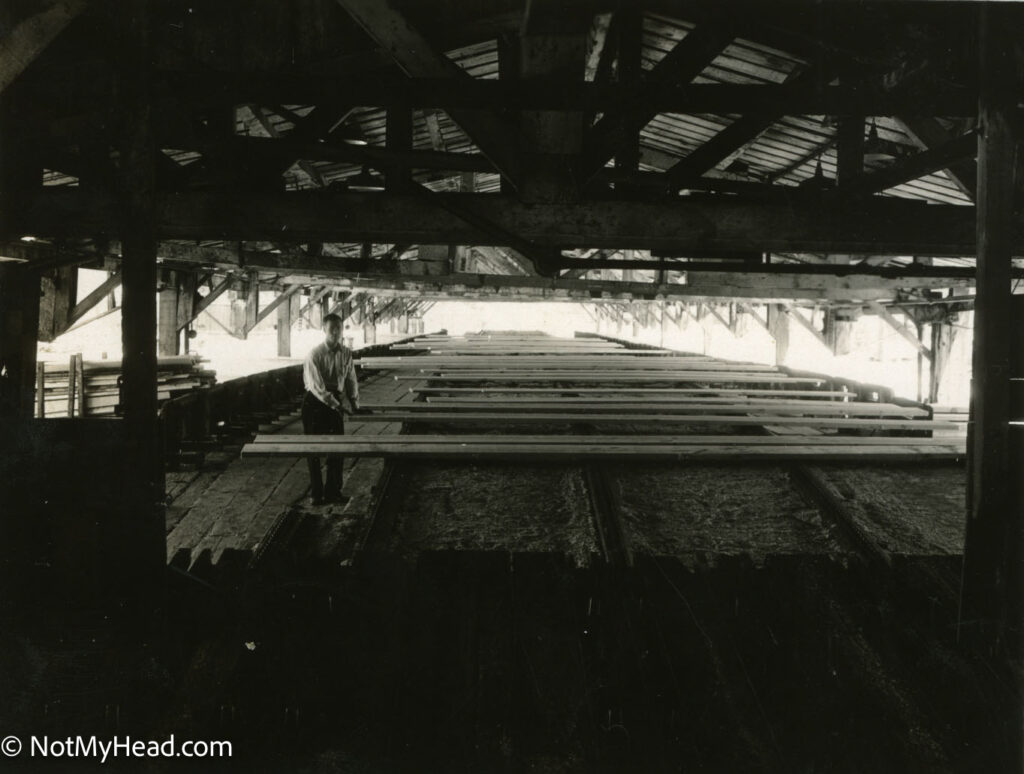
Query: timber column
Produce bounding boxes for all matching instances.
[117,0,164,601]
[959,5,1023,658]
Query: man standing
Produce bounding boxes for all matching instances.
[302,313,359,505]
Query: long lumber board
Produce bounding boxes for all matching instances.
[346,412,953,431]
[395,374,825,384]
[363,401,928,417]
[254,433,961,447]
[411,387,855,398]
[359,358,780,371]
[242,440,964,463]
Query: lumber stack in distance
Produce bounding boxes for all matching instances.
[394,373,826,384]
[411,387,856,398]
[34,354,216,417]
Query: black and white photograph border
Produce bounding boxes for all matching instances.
[0,0,1021,771]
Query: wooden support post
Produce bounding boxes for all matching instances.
[959,5,1023,657]
[74,351,84,416]
[824,308,855,356]
[496,32,520,195]
[66,353,77,416]
[158,269,180,356]
[37,266,78,342]
[243,271,259,339]
[0,265,41,418]
[35,360,45,418]
[276,289,300,357]
[767,304,790,365]
[928,320,958,404]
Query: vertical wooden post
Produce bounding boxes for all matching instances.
[66,353,77,417]
[768,304,790,365]
[929,319,958,404]
[959,4,1022,657]
[158,269,180,356]
[496,32,520,195]
[276,290,296,357]
[0,266,41,418]
[118,0,165,603]
[36,360,45,418]
[74,353,84,417]
[243,271,259,338]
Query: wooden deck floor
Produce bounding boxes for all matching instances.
[165,371,419,569]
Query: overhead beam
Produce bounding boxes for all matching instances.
[248,283,302,332]
[835,131,977,198]
[578,24,733,181]
[334,0,524,187]
[10,189,1004,256]
[898,117,978,200]
[0,0,88,94]
[663,62,840,190]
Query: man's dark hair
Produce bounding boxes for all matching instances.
[323,313,343,327]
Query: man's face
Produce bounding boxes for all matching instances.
[325,321,342,349]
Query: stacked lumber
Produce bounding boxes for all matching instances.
[35,354,216,417]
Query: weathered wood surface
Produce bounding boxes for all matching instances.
[349,412,952,431]
[396,373,826,384]
[165,371,411,568]
[242,439,964,463]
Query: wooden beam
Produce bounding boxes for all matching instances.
[869,301,932,360]
[158,269,179,356]
[835,131,977,198]
[249,284,301,332]
[37,264,77,341]
[782,304,828,350]
[68,268,121,327]
[189,273,233,322]
[898,117,978,201]
[276,287,300,357]
[0,0,88,94]
[334,0,524,187]
[13,189,1002,256]
[578,24,733,181]
[0,265,41,417]
[663,62,840,190]
[959,5,1022,656]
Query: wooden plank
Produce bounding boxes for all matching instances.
[412,387,854,398]
[869,301,931,360]
[241,441,964,463]
[334,412,955,431]
[394,400,928,417]
[253,434,962,447]
[395,373,825,384]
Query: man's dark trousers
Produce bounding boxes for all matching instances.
[302,391,345,500]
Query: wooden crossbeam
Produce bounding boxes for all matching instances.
[67,268,121,327]
[334,0,524,187]
[834,131,977,198]
[577,25,734,181]
[16,189,991,257]
[0,0,88,94]
[783,304,829,349]
[248,284,302,332]
[897,117,978,200]
[663,62,840,190]
[869,301,932,359]
[187,273,233,324]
